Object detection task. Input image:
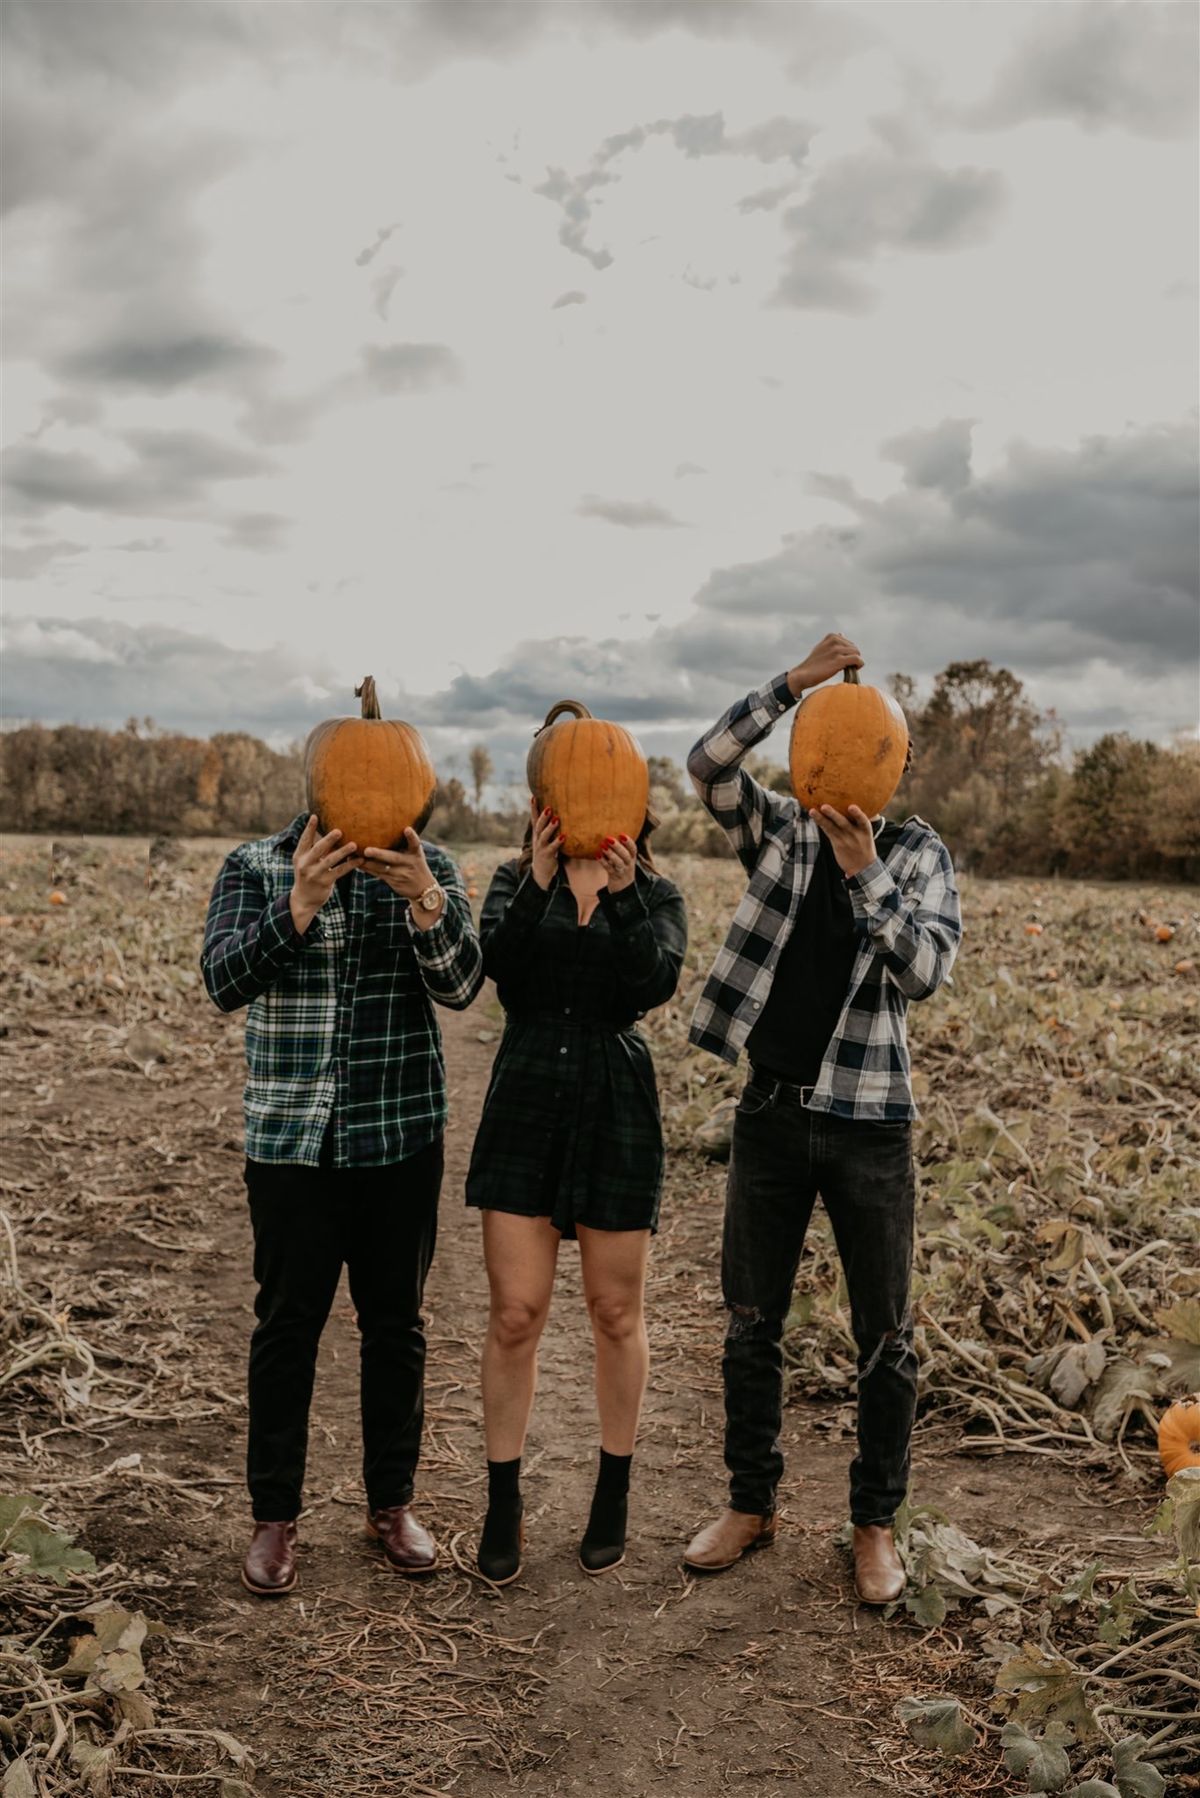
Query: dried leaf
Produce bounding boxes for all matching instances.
[996,1647,1100,1741]
[1088,1360,1156,1441]
[1063,1784,1120,1798]
[211,1730,254,1768]
[1,1759,36,1798]
[1165,1466,1200,1562]
[1048,1341,1107,1408]
[894,1696,978,1758]
[1153,1299,1200,1346]
[905,1582,948,1627]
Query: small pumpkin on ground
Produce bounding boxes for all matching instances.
[1157,1395,1200,1477]
[789,667,909,819]
[526,700,648,859]
[304,677,436,852]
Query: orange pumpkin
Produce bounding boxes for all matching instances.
[1155,924,1176,943]
[526,700,649,859]
[304,677,436,852]
[789,668,909,818]
[1158,1396,1200,1477]
[1025,923,1044,936]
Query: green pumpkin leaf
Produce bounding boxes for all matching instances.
[906,1582,948,1627]
[1000,1719,1073,1792]
[894,1696,978,1758]
[1112,1735,1166,1798]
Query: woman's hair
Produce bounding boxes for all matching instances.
[517,804,661,877]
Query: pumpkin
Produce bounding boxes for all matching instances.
[48,891,68,907]
[1025,923,1044,936]
[1155,924,1176,943]
[526,700,649,859]
[1176,959,1196,975]
[304,677,436,852]
[1158,1396,1200,1477]
[789,667,909,819]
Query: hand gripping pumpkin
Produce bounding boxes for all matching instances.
[526,700,649,859]
[304,677,436,851]
[1158,1395,1200,1478]
[789,666,909,819]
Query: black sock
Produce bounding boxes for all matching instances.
[487,1457,522,1504]
[595,1448,632,1496]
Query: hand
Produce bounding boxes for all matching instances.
[597,833,637,893]
[787,632,863,699]
[529,800,563,890]
[812,804,877,878]
[290,815,360,933]
[360,829,441,925]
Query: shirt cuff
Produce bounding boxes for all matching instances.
[598,882,648,927]
[848,859,898,913]
[751,671,798,728]
[263,890,320,953]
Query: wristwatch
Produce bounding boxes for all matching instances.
[413,882,444,913]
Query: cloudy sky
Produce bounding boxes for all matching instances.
[2,0,1197,788]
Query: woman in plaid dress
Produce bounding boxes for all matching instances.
[466,797,687,1583]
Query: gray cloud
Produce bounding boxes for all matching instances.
[576,495,686,529]
[773,148,1006,311]
[882,418,976,495]
[552,290,588,309]
[2,538,86,580]
[10,416,1193,750]
[972,1,1199,139]
[3,430,275,520]
[361,342,462,395]
[223,512,290,554]
[58,331,280,394]
[533,107,815,268]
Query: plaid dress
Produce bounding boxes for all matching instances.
[465,859,688,1236]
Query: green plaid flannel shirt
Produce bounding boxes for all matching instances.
[201,813,483,1167]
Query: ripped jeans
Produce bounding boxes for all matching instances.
[721,1071,917,1526]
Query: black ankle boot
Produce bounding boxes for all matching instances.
[579,1449,631,1575]
[478,1458,524,1586]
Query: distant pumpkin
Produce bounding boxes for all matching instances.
[304,677,436,852]
[49,891,68,907]
[1158,1396,1200,1477]
[1155,924,1176,943]
[1025,923,1044,936]
[526,700,649,860]
[789,668,908,818]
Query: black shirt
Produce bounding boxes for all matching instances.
[746,823,901,1087]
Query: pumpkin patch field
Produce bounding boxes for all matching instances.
[1,835,1197,1798]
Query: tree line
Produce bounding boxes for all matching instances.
[1,662,1197,880]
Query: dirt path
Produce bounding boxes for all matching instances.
[2,836,1157,1798]
[99,1001,1122,1798]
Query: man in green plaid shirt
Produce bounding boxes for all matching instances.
[202,811,483,1596]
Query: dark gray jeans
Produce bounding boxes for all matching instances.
[722,1071,917,1526]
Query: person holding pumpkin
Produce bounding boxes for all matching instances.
[465,716,687,1585]
[201,698,484,1599]
[681,632,962,1605]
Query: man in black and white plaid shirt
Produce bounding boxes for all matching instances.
[681,633,962,1605]
[203,811,483,1596]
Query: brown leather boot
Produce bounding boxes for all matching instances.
[241,1521,298,1596]
[852,1524,905,1604]
[366,1504,438,1574]
[682,1508,776,1573]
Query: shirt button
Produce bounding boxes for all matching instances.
[564,1006,571,1015]
[752,1000,761,1010]
[560,1047,568,1056]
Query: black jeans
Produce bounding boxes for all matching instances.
[721,1074,916,1526]
[243,1134,443,1521]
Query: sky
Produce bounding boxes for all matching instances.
[2,0,1198,792]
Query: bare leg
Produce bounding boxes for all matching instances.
[480,1210,560,1460]
[577,1226,651,1453]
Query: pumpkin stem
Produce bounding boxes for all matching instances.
[534,698,593,736]
[355,677,382,720]
[843,666,861,685]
